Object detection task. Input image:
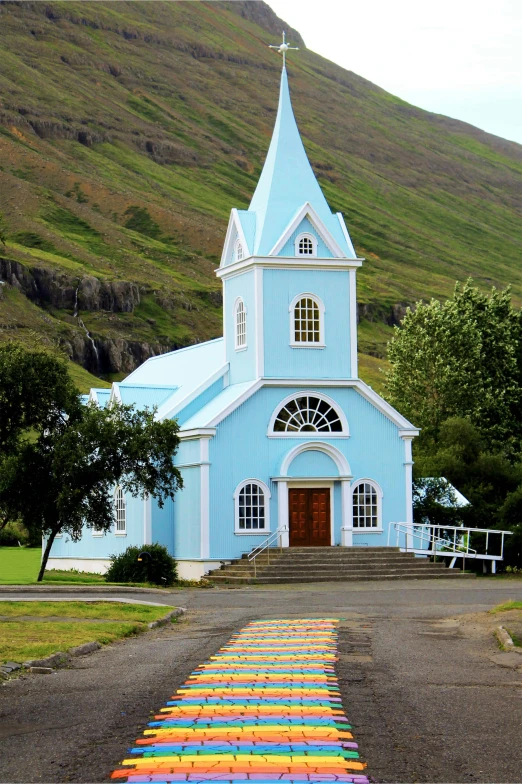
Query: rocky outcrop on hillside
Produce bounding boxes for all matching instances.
[61,331,174,375]
[0,259,140,312]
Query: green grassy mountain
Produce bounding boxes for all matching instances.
[1,1,521,392]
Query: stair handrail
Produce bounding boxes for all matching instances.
[248,526,288,577]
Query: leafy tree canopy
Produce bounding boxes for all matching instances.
[386,280,522,453]
[0,345,183,580]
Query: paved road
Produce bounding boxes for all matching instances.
[1,578,521,783]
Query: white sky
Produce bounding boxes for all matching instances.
[268,0,522,144]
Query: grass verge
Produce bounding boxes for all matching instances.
[0,601,175,663]
[491,600,522,613]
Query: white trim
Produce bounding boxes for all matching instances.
[233,478,271,535]
[180,379,418,435]
[179,428,217,440]
[289,292,325,348]
[220,208,251,267]
[92,528,104,537]
[336,213,358,259]
[254,266,264,378]
[268,202,345,258]
[351,478,383,532]
[280,441,351,477]
[234,296,247,351]
[349,268,358,378]
[206,380,262,427]
[216,257,363,280]
[277,481,290,547]
[143,494,152,545]
[294,232,318,257]
[401,436,414,548]
[200,438,210,558]
[109,383,121,406]
[341,478,353,546]
[272,475,352,482]
[267,390,349,438]
[157,366,228,422]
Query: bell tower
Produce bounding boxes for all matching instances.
[217,41,363,385]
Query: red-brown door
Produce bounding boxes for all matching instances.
[289,488,331,547]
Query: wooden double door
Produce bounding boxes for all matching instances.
[289,488,331,547]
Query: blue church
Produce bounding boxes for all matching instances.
[48,64,419,580]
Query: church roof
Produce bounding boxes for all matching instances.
[248,67,351,257]
[115,338,227,423]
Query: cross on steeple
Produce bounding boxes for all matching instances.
[268,31,299,67]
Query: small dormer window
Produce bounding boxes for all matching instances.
[235,239,244,262]
[295,232,317,256]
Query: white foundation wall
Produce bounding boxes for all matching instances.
[46,557,227,581]
[176,560,229,580]
[47,557,110,574]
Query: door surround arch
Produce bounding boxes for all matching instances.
[274,442,353,547]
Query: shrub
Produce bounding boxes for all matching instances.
[0,521,40,547]
[105,543,177,585]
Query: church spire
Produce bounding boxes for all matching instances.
[248,65,351,257]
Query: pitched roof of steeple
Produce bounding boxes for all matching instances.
[248,67,353,258]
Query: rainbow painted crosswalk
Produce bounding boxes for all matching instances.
[111,618,369,783]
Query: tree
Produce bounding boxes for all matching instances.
[0,345,183,580]
[413,477,464,528]
[386,281,522,452]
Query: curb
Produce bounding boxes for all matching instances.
[1,607,186,679]
[147,606,186,629]
[496,625,522,653]
[0,584,169,594]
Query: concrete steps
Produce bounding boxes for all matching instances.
[206,546,474,585]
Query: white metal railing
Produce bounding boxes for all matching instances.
[388,523,512,572]
[248,527,288,577]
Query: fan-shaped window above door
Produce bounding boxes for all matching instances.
[268,393,349,436]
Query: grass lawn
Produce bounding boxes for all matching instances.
[0,547,42,583]
[0,601,175,663]
[0,547,106,584]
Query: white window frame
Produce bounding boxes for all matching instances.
[234,479,271,535]
[351,478,383,533]
[295,232,318,257]
[289,292,325,348]
[92,525,104,537]
[114,485,127,535]
[267,390,349,438]
[234,297,247,351]
[235,239,244,262]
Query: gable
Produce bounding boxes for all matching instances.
[276,216,333,258]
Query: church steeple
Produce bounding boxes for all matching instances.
[248,66,354,258]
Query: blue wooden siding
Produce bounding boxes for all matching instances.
[49,491,143,559]
[263,269,352,379]
[207,385,406,560]
[287,450,338,477]
[277,217,333,258]
[174,439,201,466]
[224,270,257,384]
[172,466,201,559]
[151,497,174,552]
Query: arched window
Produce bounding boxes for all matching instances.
[352,480,382,529]
[270,393,346,434]
[114,486,126,534]
[234,480,271,533]
[295,232,317,256]
[290,294,324,346]
[235,239,244,262]
[234,297,247,350]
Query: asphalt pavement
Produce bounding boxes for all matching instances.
[0,577,521,783]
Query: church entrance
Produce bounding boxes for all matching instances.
[288,488,331,547]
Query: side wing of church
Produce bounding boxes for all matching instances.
[49,65,418,579]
